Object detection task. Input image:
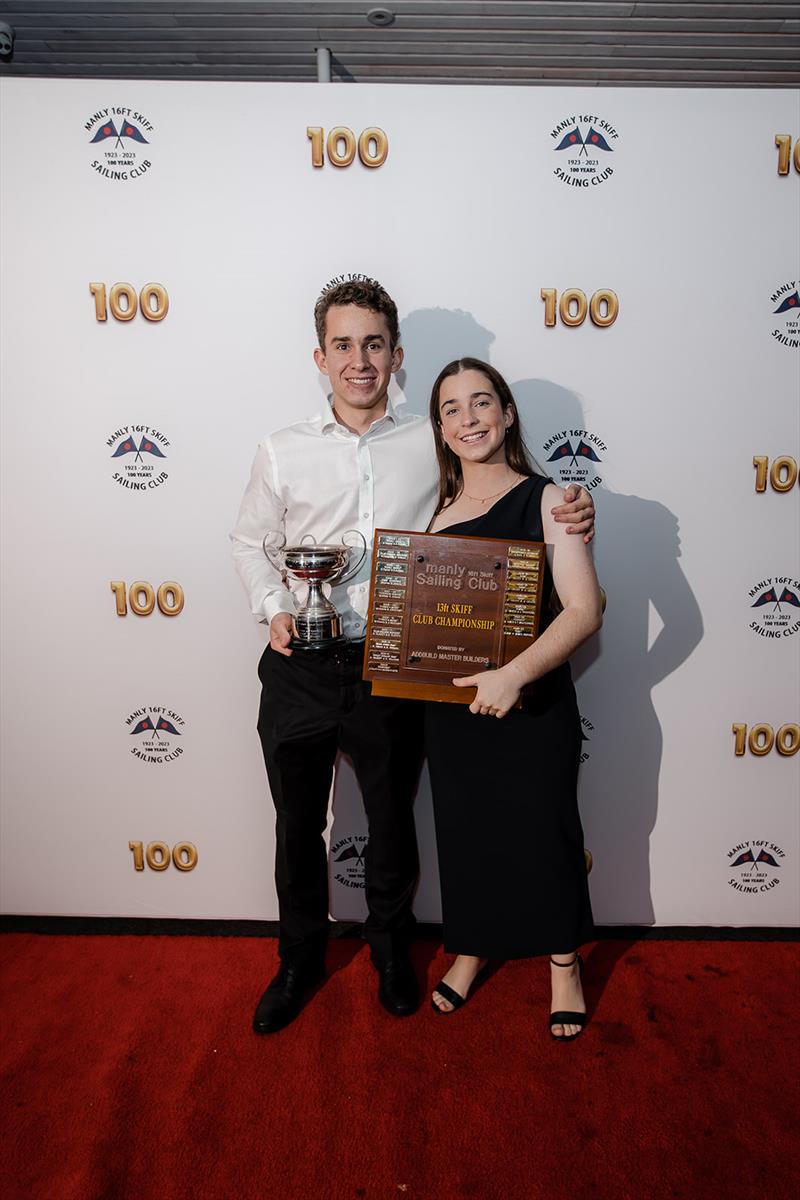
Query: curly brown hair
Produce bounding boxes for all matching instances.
[314,279,400,350]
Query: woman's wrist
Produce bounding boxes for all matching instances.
[504,659,529,689]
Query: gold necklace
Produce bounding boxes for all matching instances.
[462,475,521,504]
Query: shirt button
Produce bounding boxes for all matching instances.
[364,473,370,481]
[362,512,369,518]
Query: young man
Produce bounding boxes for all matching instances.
[231,279,595,1033]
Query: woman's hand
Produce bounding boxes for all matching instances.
[452,664,523,718]
[551,483,596,543]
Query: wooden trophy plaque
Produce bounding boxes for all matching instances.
[363,529,545,704]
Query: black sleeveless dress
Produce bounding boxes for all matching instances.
[425,474,594,959]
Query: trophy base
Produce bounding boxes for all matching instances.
[289,634,346,652]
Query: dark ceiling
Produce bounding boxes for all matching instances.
[0,1,798,87]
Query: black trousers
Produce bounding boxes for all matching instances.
[257,643,424,969]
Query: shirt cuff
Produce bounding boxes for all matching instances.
[261,589,297,626]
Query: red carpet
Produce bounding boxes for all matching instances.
[1,933,797,1199]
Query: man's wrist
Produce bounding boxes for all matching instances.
[263,595,296,625]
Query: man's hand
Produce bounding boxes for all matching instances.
[270,612,295,657]
[551,483,596,544]
[452,665,522,718]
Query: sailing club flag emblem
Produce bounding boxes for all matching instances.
[126,707,185,763]
[727,840,785,891]
[730,846,781,869]
[554,125,614,156]
[118,121,149,144]
[774,291,800,314]
[89,120,149,147]
[335,844,365,864]
[576,439,602,463]
[547,439,603,467]
[331,835,368,887]
[130,715,181,737]
[584,126,614,152]
[85,106,154,182]
[546,440,575,462]
[728,842,784,871]
[156,717,181,736]
[109,426,170,492]
[111,436,167,461]
[747,577,800,636]
[111,435,138,458]
[551,114,618,188]
[751,586,800,610]
[89,120,120,144]
[554,128,584,151]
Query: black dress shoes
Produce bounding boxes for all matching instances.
[375,958,420,1017]
[252,962,325,1034]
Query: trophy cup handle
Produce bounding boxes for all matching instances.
[335,529,368,586]
[262,529,287,569]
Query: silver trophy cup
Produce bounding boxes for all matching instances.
[263,529,367,649]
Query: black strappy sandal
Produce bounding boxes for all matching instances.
[549,953,587,1042]
[431,959,489,1014]
[430,979,468,1014]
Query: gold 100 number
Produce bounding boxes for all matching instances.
[775,136,800,175]
[90,283,169,322]
[111,581,184,616]
[753,456,798,493]
[129,842,198,871]
[732,723,799,757]
[541,289,619,328]
[306,127,388,168]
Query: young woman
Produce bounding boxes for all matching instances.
[425,358,603,1040]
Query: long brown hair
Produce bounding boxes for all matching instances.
[429,357,537,515]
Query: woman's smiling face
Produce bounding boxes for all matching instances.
[437,368,513,466]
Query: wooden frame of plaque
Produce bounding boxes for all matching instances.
[363,529,545,704]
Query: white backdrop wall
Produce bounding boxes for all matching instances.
[1,79,798,926]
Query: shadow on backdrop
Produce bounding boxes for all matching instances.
[396,307,496,417]
[329,307,704,929]
[512,376,704,925]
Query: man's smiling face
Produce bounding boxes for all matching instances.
[314,304,403,426]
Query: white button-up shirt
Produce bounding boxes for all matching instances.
[230,395,439,638]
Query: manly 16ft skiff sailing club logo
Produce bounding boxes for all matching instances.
[748,576,800,638]
[541,430,607,490]
[770,280,800,348]
[85,106,154,181]
[125,706,185,765]
[551,114,618,187]
[726,840,785,895]
[331,834,367,889]
[108,425,169,491]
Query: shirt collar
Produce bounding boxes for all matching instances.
[320,393,401,436]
